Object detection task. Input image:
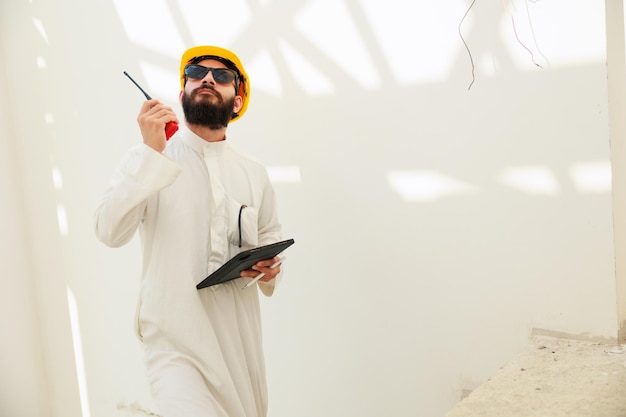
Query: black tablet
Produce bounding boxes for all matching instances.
[196,239,295,289]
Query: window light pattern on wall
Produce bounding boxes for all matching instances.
[387,170,478,202]
[388,162,612,202]
[110,0,606,98]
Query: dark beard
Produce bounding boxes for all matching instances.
[182,87,235,129]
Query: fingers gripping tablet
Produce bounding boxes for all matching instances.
[196,239,295,289]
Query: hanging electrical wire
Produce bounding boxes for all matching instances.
[524,0,550,68]
[504,0,543,68]
[458,0,477,90]
[458,0,548,91]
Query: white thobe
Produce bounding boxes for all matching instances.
[94,128,283,417]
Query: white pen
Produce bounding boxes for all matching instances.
[242,256,286,290]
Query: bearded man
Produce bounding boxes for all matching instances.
[94,46,284,417]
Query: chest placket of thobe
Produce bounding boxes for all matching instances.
[204,151,228,276]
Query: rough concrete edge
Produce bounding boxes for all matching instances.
[531,327,618,345]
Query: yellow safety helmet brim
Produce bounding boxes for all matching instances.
[180,46,250,122]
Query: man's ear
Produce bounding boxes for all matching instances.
[179,90,184,103]
[233,95,243,113]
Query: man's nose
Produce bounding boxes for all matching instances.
[202,69,216,84]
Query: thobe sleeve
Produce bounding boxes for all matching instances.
[256,171,284,297]
[94,144,182,248]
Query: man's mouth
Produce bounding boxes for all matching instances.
[194,87,219,99]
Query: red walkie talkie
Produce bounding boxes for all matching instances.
[123,71,179,140]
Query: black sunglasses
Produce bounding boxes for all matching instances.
[184,65,239,85]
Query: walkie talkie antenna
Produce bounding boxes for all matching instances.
[123,70,179,140]
[123,71,152,100]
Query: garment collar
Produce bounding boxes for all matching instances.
[181,127,228,157]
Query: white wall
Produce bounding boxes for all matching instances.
[1,1,84,417]
[0,27,51,417]
[0,1,620,417]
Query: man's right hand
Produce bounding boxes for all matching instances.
[137,99,179,153]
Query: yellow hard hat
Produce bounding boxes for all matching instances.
[180,45,250,122]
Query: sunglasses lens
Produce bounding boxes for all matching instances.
[185,65,209,79]
[212,68,236,84]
